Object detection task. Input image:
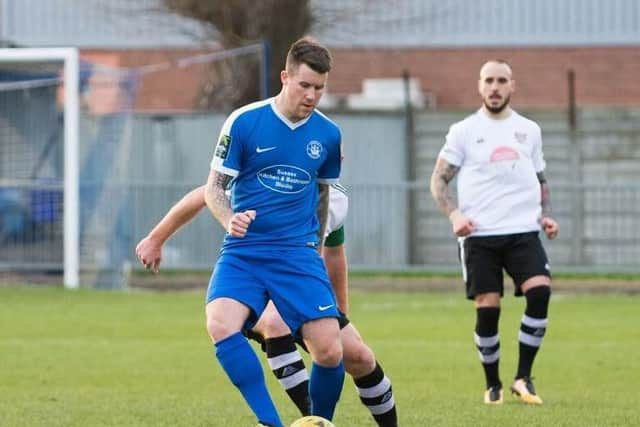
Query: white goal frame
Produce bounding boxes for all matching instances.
[0,48,80,289]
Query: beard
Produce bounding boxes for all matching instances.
[484,95,510,114]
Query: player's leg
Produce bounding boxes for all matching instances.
[323,238,349,313]
[506,232,552,404]
[474,292,502,404]
[253,301,311,416]
[341,322,398,427]
[269,246,345,421]
[461,236,505,404]
[207,255,283,427]
[301,316,345,420]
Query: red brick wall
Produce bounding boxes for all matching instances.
[82,49,213,112]
[329,46,640,109]
[81,46,640,111]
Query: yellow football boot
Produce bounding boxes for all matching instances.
[511,377,543,404]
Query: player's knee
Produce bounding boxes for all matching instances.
[253,310,290,339]
[206,315,235,343]
[312,340,343,367]
[474,292,501,308]
[524,285,551,318]
[343,342,376,377]
[526,284,551,303]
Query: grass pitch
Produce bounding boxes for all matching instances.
[1,286,638,426]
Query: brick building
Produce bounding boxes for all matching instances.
[2,0,639,110]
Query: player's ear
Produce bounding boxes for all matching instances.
[280,69,288,85]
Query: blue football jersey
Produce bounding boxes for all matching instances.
[210,98,341,248]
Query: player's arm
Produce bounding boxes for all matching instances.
[537,171,559,239]
[323,239,349,314]
[136,185,206,273]
[430,157,475,236]
[204,169,255,237]
[316,183,330,250]
[430,157,459,216]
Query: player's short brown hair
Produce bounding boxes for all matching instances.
[286,37,332,74]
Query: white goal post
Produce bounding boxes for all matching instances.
[0,48,80,289]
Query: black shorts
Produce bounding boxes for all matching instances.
[458,231,551,300]
[244,312,350,353]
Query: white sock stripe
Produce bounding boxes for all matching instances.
[279,368,309,390]
[519,330,543,347]
[474,332,499,347]
[367,397,396,415]
[267,351,302,370]
[477,348,500,364]
[356,376,391,399]
[522,314,548,328]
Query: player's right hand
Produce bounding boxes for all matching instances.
[449,209,476,237]
[135,236,162,273]
[227,210,256,237]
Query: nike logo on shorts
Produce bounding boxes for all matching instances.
[318,304,334,311]
[256,146,276,153]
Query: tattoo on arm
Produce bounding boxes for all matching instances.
[537,171,552,217]
[316,184,330,244]
[204,171,234,229]
[430,158,460,216]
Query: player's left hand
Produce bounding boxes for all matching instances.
[227,209,256,237]
[136,236,162,273]
[541,216,559,240]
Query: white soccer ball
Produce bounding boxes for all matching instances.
[289,415,335,427]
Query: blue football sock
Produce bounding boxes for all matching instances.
[309,360,345,420]
[215,332,283,427]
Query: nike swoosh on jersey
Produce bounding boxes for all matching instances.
[318,304,334,311]
[256,146,277,153]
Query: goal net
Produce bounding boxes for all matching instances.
[0,44,266,289]
[0,49,80,288]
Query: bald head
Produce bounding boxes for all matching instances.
[479,60,513,80]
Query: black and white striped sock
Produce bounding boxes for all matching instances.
[265,335,310,416]
[516,286,551,379]
[354,362,397,427]
[475,306,501,388]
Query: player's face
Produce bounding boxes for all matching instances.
[478,62,514,114]
[281,63,328,121]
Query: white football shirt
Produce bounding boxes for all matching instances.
[327,183,348,236]
[438,109,546,236]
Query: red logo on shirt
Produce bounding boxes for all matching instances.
[490,146,519,162]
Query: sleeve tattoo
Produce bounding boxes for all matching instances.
[204,171,234,229]
[537,171,552,217]
[430,158,460,216]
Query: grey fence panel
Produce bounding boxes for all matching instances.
[6,107,640,281]
[128,111,409,270]
[125,109,640,273]
[342,183,640,272]
[128,114,226,269]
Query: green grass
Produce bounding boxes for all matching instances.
[130,268,640,282]
[1,287,639,426]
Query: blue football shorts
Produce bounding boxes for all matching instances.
[206,245,339,335]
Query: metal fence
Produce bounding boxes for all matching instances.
[2,108,640,287]
[344,182,640,273]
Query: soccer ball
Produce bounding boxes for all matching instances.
[289,415,335,427]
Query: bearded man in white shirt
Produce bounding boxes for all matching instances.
[430,59,559,406]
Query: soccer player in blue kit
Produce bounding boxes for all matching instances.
[136,183,399,426]
[204,38,344,427]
